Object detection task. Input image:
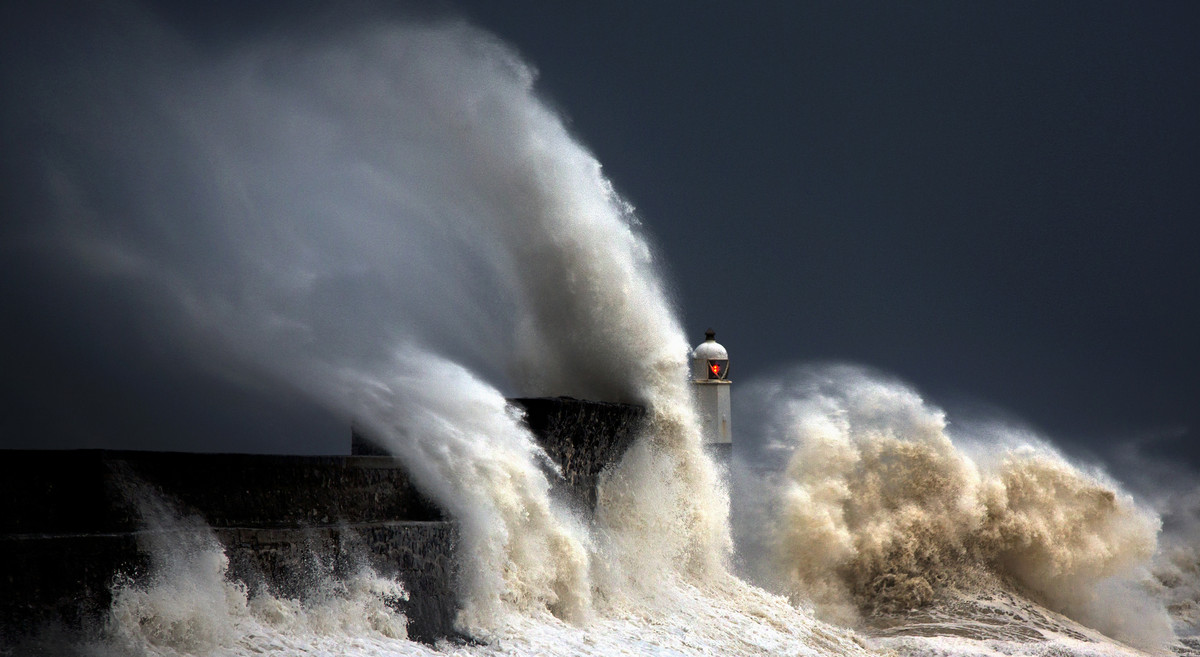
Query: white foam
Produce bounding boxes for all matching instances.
[104,563,874,657]
[19,9,1186,657]
[735,365,1175,652]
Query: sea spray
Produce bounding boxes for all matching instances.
[976,446,1165,644]
[438,67,735,584]
[734,365,1174,650]
[104,483,251,655]
[345,349,593,631]
[592,395,732,604]
[1106,435,1200,642]
[8,10,731,635]
[98,483,410,657]
[1156,541,1200,642]
[1,7,1171,656]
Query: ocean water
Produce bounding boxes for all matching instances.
[732,366,1197,654]
[73,369,1198,657]
[3,9,1198,657]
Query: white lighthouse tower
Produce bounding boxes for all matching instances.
[691,329,731,447]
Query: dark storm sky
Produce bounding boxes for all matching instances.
[459,2,1200,471]
[2,1,1197,470]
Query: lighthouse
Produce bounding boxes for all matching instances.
[691,329,731,450]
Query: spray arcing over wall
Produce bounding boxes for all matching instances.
[345,350,593,632]
[96,484,409,657]
[735,365,1173,650]
[106,540,411,656]
[104,488,254,655]
[6,10,729,633]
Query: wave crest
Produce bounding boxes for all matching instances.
[738,365,1172,649]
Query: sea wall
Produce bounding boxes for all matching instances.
[352,397,647,511]
[0,397,645,645]
[510,397,646,510]
[0,451,455,643]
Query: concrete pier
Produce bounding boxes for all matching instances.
[0,397,646,645]
[0,451,455,642]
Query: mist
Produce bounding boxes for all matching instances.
[4,3,1197,654]
[1,7,680,450]
[731,364,1200,650]
[0,4,738,635]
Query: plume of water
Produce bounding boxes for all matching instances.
[6,9,729,631]
[95,482,408,656]
[1103,435,1200,642]
[345,349,594,631]
[735,365,1174,651]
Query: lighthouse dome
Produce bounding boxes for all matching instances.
[691,329,729,380]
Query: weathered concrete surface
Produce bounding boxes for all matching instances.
[0,397,646,647]
[352,396,648,511]
[510,397,647,511]
[1,522,457,644]
[1,451,443,536]
[0,451,454,645]
[215,521,458,642]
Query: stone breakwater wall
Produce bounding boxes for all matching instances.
[505,397,645,511]
[0,451,456,643]
[0,397,645,646]
[352,397,646,511]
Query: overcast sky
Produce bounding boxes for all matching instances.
[2,1,1197,475]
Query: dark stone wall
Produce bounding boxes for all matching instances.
[215,521,458,642]
[510,397,646,511]
[2,533,134,636]
[351,396,648,511]
[0,397,646,647]
[1,522,457,645]
[0,451,455,645]
[1,451,443,536]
